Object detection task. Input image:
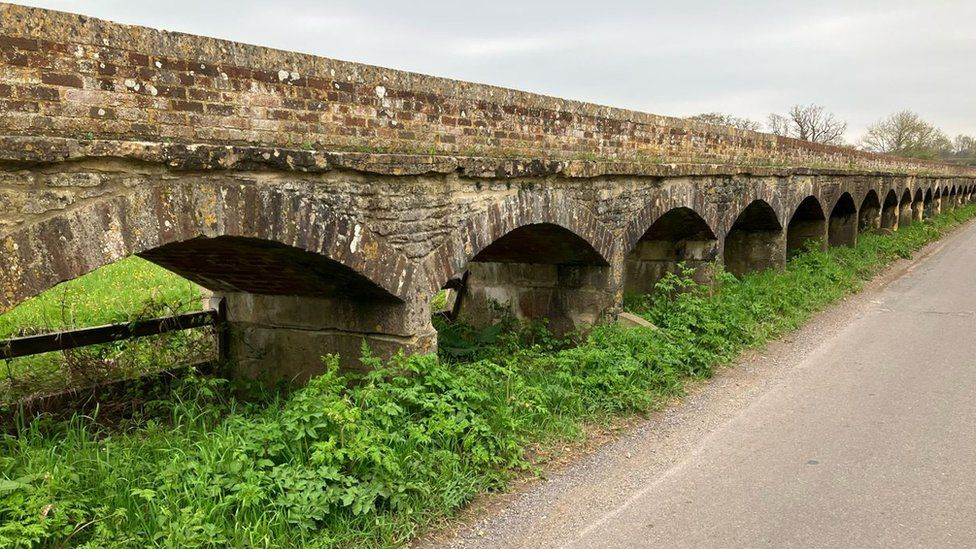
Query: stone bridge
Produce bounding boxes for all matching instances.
[2,4,975,379]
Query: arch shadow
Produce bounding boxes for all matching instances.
[787,196,826,257]
[828,192,857,247]
[858,190,881,232]
[427,192,617,335]
[724,200,784,277]
[624,207,719,295]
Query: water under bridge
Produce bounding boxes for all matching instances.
[2,4,975,380]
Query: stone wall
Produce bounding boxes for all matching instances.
[2,3,976,178]
[2,155,974,374]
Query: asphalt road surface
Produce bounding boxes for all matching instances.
[439,221,976,549]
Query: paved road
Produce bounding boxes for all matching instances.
[440,222,976,549]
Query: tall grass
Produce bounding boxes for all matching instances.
[0,258,205,402]
[1,205,973,547]
[0,257,201,339]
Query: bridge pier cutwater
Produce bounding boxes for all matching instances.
[2,5,976,381]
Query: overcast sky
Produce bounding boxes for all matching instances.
[14,0,976,142]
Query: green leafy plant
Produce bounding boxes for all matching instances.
[0,205,973,547]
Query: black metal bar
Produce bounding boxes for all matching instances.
[0,309,220,360]
[215,298,228,362]
[449,271,468,321]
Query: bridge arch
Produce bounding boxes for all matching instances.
[858,190,881,232]
[1,183,415,308]
[429,191,617,335]
[880,189,900,229]
[786,196,827,256]
[898,188,921,227]
[623,207,719,295]
[0,182,425,379]
[828,192,858,247]
[912,189,924,223]
[723,199,784,277]
[924,189,935,218]
[428,191,615,292]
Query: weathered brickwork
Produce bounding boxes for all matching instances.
[3,3,976,178]
[2,5,976,377]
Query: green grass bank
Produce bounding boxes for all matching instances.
[0,258,204,402]
[1,205,974,547]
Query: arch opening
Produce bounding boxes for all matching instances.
[141,236,400,302]
[0,255,209,400]
[454,223,613,336]
[924,189,935,218]
[0,182,429,381]
[828,193,858,247]
[858,190,881,233]
[723,200,785,277]
[881,190,900,229]
[3,231,418,383]
[623,207,718,296]
[786,196,826,257]
[898,189,921,227]
[912,190,924,223]
[139,235,413,379]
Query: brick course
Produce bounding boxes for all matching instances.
[1,3,974,178]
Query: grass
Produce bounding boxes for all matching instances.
[0,257,205,402]
[0,205,974,547]
[0,257,200,337]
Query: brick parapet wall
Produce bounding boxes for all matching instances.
[1,3,974,178]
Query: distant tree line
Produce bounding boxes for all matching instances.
[688,106,975,166]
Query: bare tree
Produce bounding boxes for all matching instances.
[952,134,975,155]
[945,134,976,165]
[688,112,762,132]
[766,104,847,145]
[766,113,792,138]
[859,110,951,160]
